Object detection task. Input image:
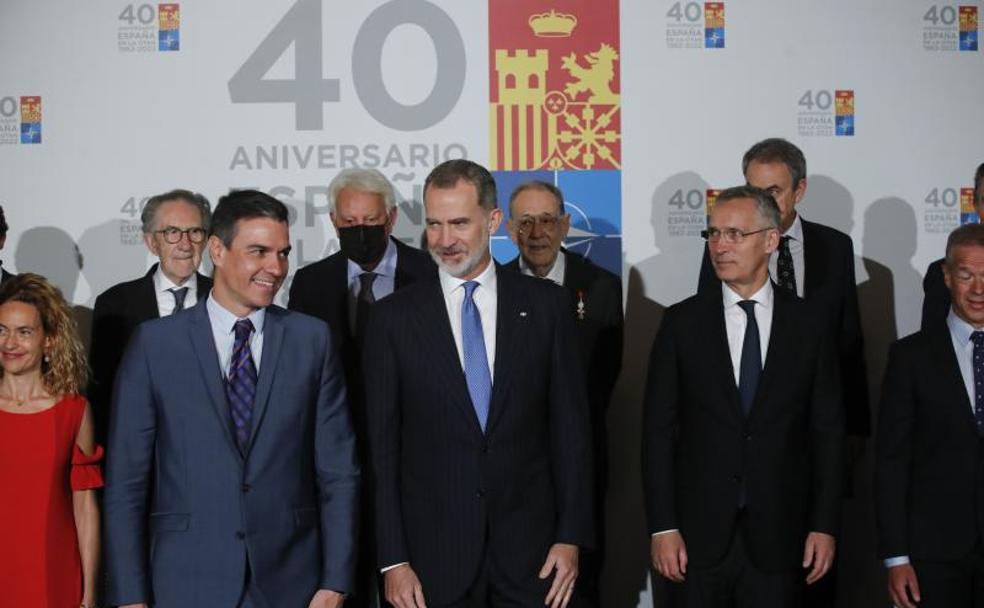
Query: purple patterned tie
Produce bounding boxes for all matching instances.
[225,319,257,451]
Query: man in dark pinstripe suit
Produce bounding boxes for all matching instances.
[363,160,595,608]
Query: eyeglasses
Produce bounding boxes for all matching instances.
[154,227,207,244]
[516,214,564,232]
[700,227,774,244]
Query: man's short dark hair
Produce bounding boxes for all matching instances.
[945,223,984,268]
[975,162,984,204]
[742,138,807,189]
[0,205,8,238]
[508,181,565,217]
[211,190,288,247]
[714,185,782,229]
[424,159,498,212]
[141,189,212,234]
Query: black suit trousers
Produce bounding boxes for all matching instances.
[911,547,984,608]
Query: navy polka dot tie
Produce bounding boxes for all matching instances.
[973,331,984,433]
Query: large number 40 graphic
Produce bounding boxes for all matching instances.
[228,0,466,132]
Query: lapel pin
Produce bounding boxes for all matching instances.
[576,290,586,320]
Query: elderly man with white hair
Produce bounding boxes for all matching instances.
[288,167,435,608]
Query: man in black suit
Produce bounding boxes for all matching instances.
[89,189,212,444]
[646,185,844,606]
[876,223,984,608]
[502,180,622,602]
[921,162,984,329]
[364,159,594,608]
[0,205,14,283]
[698,138,869,441]
[287,167,435,607]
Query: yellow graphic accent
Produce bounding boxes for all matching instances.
[706,189,721,215]
[529,10,577,37]
[491,44,620,171]
[835,91,854,116]
[20,97,41,123]
[704,3,725,28]
[962,188,976,214]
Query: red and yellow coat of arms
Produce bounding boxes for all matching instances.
[489,1,621,171]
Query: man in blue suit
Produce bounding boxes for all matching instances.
[104,190,360,608]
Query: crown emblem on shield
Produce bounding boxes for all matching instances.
[529,10,577,37]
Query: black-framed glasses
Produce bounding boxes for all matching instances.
[154,227,207,244]
[516,214,564,232]
[700,227,774,244]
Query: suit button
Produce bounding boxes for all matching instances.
[476,490,485,498]
[236,531,245,540]
[732,475,741,483]
[241,484,251,493]
[482,444,490,454]
[744,433,751,441]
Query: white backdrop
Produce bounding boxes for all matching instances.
[1,1,982,606]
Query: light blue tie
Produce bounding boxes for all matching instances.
[462,281,491,432]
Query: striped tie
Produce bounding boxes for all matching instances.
[462,281,491,432]
[225,319,257,451]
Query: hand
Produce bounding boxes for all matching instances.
[887,564,921,608]
[308,588,345,608]
[539,543,579,608]
[802,531,836,584]
[384,564,427,608]
[650,531,688,583]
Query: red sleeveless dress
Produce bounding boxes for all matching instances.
[0,394,104,607]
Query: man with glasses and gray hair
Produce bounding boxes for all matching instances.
[288,167,435,608]
[89,188,212,444]
[503,180,622,604]
[645,185,843,606]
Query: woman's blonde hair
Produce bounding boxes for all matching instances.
[0,273,87,395]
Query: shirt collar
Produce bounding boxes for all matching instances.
[947,308,981,344]
[439,256,497,297]
[346,236,398,282]
[206,292,266,336]
[153,264,197,293]
[784,213,804,241]
[722,278,774,311]
[518,249,566,285]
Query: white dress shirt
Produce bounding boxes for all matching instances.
[769,213,805,297]
[884,308,983,568]
[346,237,398,331]
[518,249,566,286]
[206,293,266,378]
[438,258,497,378]
[653,278,774,537]
[153,265,199,317]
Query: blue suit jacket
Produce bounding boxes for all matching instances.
[104,299,360,607]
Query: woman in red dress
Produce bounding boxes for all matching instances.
[0,273,102,607]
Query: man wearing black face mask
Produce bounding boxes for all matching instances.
[288,167,436,608]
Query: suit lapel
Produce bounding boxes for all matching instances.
[188,300,243,464]
[139,265,162,319]
[801,220,827,298]
[701,290,743,420]
[412,280,483,435]
[246,307,285,452]
[486,269,524,434]
[930,323,979,432]
[750,287,794,418]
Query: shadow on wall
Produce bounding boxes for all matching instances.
[14,226,93,352]
[603,172,710,608]
[78,220,151,308]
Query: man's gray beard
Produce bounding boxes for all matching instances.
[429,234,491,279]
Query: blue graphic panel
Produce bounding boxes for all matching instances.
[705,27,725,48]
[159,29,180,51]
[960,30,978,51]
[20,122,41,144]
[835,115,854,137]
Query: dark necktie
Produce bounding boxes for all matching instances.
[355,272,377,342]
[168,286,189,314]
[972,331,984,433]
[225,319,257,451]
[737,300,761,417]
[462,281,492,432]
[776,236,796,294]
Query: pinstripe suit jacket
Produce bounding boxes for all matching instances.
[363,266,594,605]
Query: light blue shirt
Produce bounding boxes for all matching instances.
[885,308,981,568]
[206,293,266,378]
[346,237,398,331]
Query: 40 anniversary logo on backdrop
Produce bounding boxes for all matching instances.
[0,96,41,145]
[488,0,622,275]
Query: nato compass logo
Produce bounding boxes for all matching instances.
[491,170,621,276]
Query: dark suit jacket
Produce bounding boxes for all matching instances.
[920,258,949,330]
[363,267,594,605]
[875,322,984,562]
[503,250,623,487]
[0,266,13,283]
[287,237,436,455]
[643,285,844,571]
[103,300,360,607]
[88,264,212,444]
[698,218,870,436]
